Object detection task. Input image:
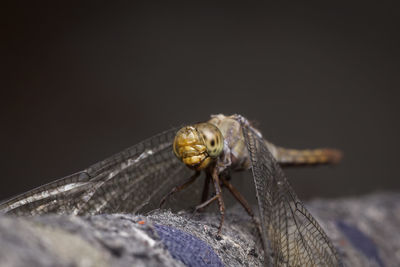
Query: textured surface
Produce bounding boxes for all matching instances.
[0,192,399,267]
[308,192,400,267]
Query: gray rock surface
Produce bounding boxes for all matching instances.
[0,192,399,267]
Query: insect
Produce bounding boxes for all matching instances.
[0,114,343,266]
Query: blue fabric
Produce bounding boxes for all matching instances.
[154,224,224,267]
[337,221,384,267]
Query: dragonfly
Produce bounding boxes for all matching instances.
[0,114,343,267]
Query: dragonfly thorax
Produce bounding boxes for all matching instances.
[208,114,253,171]
[173,123,224,170]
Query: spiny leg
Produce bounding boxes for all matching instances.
[201,173,211,203]
[159,171,200,208]
[189,194,218,225]
[195,173,229,213]
[219,175,255,219]
[220,175,264,249]
[189,174,219,228]
[197,173,211,212]
[194,195,218,211]
[211,167,225,236]
[191,173,220,217]
[189,174,217,218]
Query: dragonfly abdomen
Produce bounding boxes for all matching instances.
[273,146,342,166]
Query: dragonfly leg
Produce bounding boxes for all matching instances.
[159,171,200,208]
[211,167,225,236]
[191,174,219,214]
[194,195,218,211]
[220,175,255,219]
[198,173,211,211]
[188,194,218,230]
[220,175,265,252]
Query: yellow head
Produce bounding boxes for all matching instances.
[173,123,224,170]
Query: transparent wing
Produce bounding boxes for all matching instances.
[241,124,343,267]
[0,127,194,215]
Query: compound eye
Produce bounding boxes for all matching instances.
[196,123,224,158]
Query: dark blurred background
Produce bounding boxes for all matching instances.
[1,2,399,202]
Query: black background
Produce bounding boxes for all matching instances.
[1,2,399,202]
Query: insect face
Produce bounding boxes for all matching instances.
[173,123,224,170]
